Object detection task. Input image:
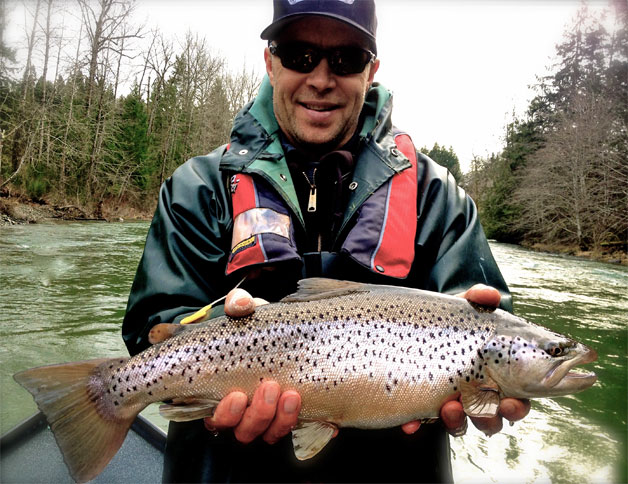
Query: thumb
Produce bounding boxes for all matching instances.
[225,288,256,317]
[224,288,268,317]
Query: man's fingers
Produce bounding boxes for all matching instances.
[499,397,531,421]
[263,391,301,444]
[204,392,248,430]
[253,297,270,307]
[233,381,280,443]
[467,398,529,437]
[401,420,421,435]
[470,415,503,437]
[457,284,501,307]
[440,400,467,436]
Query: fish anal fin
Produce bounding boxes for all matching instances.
[291,420,337,460]
[148,323,187,344]
[159,399,220,422]
[282,278,369,303]
[459,378,501,418]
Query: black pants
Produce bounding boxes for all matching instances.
[162,420,453,483]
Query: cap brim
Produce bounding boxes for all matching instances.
[260,13,376,51]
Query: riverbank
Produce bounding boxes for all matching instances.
[0,192,153,226]
[2,193,625,266]
[522,241,627,266]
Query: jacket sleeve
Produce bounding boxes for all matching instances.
[412,153,513,312]
[122,149,233,355]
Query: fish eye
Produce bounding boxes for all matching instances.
[545,343,568,357]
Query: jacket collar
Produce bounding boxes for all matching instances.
[220,76,412,230]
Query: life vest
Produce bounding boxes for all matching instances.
[226,132,418,279]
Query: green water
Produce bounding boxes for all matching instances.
[1,222,626,483]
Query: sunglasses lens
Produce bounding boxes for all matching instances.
[278,44,321,73]
[274,43,372,76]
[330,47,371,75]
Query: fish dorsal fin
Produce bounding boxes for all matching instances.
[159,399,220,422]
[459,378,501,418]
[281,278,369,303]
[291,420,338,460]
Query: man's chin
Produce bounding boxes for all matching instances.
[293,130,347,154]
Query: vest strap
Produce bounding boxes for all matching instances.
[340,132,418,278]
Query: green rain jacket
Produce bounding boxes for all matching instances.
[123,78,512,483]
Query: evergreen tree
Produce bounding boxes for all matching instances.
[420,143,463,184]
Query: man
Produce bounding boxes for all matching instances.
[123,1,529,481]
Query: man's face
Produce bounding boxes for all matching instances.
[264,17,379,153]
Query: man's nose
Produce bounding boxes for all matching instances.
[305,57,337,91]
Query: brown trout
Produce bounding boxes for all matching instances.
[14,278,597,482]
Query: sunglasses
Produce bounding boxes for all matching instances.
[269,42,376,76]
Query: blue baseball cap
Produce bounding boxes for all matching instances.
[261,0,377,53]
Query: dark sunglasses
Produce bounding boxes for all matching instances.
[269,42,376,76]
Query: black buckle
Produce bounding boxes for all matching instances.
[302,252,342,278]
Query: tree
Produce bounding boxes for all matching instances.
[2,1,260,213]
[510,4,628,251]
[469,3,627,253]
[0,1,18,178]
[515,92,627,250]
[420,143,463,184]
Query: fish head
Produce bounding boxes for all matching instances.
[483,313,597,399]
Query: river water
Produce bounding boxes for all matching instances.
[1,222,626,483]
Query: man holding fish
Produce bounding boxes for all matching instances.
[122,0,530,481]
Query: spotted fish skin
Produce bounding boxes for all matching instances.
[104,288,496,428]
[14,278,597,482]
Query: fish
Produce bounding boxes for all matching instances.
[14,278,597,483]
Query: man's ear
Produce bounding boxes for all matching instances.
[368,59,380,84]
[264,47,275,86]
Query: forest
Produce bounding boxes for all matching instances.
[0,1,626,259]
[0,0,259,212]
[464,3,627,256]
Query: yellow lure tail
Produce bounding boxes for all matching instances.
[180,303,214,325]
[180,276,247,325]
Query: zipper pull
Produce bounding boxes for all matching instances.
[303,168,317,213]
[307,186,317,212]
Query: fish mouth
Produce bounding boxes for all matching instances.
[542,346,598,394]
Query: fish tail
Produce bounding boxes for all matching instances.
[14,358,143,483]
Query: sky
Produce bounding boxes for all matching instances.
[5,0,615,172]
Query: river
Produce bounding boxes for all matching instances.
[1,222,626,483]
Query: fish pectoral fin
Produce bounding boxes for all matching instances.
[291,420,337,460]
[459,380,501,418]
[282,278,369,302]
[159,399,220,422]
[148,323,188,344]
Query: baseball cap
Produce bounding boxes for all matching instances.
[261,0,377,53]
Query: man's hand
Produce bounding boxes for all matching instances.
[402,284,531,437]
[205,381,301,444]
[203,288,302,444]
